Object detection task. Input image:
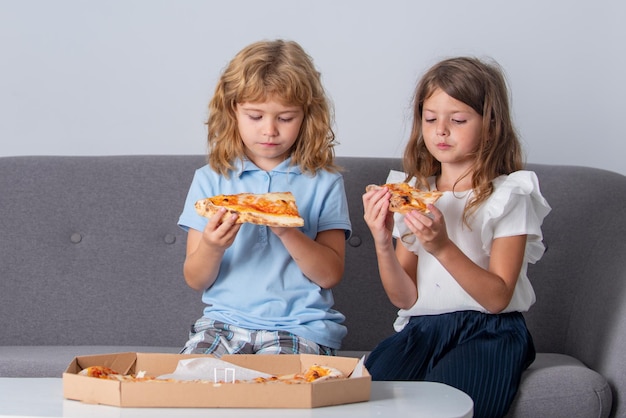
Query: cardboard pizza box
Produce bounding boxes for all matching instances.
[62,352,371,408]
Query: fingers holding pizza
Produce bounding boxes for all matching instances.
[194,191,306,249]
[363,182,443,245]
[362,186,395,246]
[365,183,442,215]
[402,203,452,255]
[201,207,242,250]
[195,192,305,228]
[184,207,243,291]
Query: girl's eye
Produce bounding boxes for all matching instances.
[424,118,436,123]
[278,117,294,123]
[452,119,467,124]
[248,115,262,121]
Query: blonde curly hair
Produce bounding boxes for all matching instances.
[206,39,338,176]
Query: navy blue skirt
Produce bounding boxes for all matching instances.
[365,310,535,418]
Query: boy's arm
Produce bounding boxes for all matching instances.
[272,228,345,289]
[183,209,241,291]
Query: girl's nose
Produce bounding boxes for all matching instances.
[436,121,448,136]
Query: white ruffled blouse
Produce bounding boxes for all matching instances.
[387,170,552,332]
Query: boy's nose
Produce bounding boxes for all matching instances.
[264,120,278,137]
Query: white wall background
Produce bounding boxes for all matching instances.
[1,0,625,175]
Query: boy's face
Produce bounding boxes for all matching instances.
[235,98,304,171]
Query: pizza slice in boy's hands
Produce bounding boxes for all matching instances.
[366,182,443,214]
[195,192,305,227]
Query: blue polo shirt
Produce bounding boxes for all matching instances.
[178,158,351,349]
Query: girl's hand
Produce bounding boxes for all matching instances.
[201,207,241,251]
[362,187,395,248]
[363,187,419,309]
[403,204,450,256]
[405,203,527,313]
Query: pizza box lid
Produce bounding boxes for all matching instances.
[62,352,371,408]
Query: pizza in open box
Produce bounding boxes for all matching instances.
[79,364,345,384]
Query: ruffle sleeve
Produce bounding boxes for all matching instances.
[482,170,551,263]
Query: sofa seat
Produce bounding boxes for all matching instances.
[507,353,612,417]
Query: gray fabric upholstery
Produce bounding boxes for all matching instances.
[1,156,624,418]
[506,353,612,418]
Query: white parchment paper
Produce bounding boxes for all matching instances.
[157,358,274,382]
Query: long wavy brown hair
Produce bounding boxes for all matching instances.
[403,57,524,225]
[206,39,338,176]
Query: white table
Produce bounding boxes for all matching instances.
[0,378,473,418]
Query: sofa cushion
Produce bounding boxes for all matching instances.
[506,353,612,418]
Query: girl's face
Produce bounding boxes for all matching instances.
[235,98,304,171]
[421,88,483,172]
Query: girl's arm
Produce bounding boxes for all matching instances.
[363,187,419,309]
[380,242,419,309]
[404,205,526,313]
[271,227,345,289]
[183,208,241,291]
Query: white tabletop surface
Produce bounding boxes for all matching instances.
[0,377,473,418]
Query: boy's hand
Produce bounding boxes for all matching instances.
[202,207,241,250]
[269,225,291,238]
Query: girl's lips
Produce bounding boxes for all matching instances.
[436,142,452,150]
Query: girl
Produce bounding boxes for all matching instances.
[178,40,351,357]
[362,57,551,417]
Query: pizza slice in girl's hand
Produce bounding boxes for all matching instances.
[195,192,305,227]
[366,182,443,214]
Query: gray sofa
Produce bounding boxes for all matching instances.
[1,155,624,417]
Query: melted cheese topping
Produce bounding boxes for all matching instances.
[383,183,442,212]
[209,192,300,217]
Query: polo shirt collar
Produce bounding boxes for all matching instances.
[234,157,302,177]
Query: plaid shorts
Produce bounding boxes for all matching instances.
[181,318,336,357]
